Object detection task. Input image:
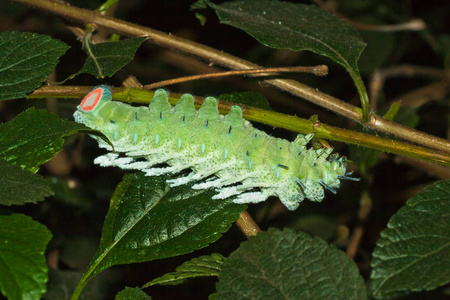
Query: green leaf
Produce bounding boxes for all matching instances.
[206,0,369,120]
[369,180,450,298]
[216,228,367,300]
[218,91,272,111]
[0,159,53,206]
[0,31,69,100]
[0,108,91,172]
[0,214,52,300]
[115,287,151,300]
[143,253,224,287]
[76,37,146,78]
[73,173,245,298]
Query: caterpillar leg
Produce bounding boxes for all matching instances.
[192,174,248,190]
[168,165,227,187]
[143,166,186,176]
[94,153,134,167]
[121,161,155,170]
[213,181,271,199]
[213,186,241,199]
[95,153,159,171]
[167,172,196,187]
[233,192,268,204]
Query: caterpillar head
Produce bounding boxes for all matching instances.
[74,86,112,126]
[78,85,112,113]
[286,144,347,209]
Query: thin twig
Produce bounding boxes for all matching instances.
[346,18,426,32]
[347,192,372,259]
[314,0,426,32]
[155,51,332,121]
[393,156,450,180]
[376,65,448,79]
[370,65,449,107]
[144,65,328,90]
[392,80,450,108]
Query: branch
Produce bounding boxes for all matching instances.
[12,0,450,155]
[144,65,329,90]
[346,19,426,32]
[28,86,450,166]
[235,211,261,238]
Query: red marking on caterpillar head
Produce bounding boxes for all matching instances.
[80,87,104,112]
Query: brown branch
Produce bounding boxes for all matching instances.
[12,0,450,155]
[28,86,450,166]
[313,0,426,32]
[144,65,328,90]
[235,211,261,238]
[347,192,372,259]
[346,18,426,32]
[392,80,450,108]
[155,51,335,121]
[393,156,450,180]
[370,66,449,108]
[375,65,448,80]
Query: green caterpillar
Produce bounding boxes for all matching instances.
[74,86,357,210]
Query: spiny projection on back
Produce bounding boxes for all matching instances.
[74,86,358,210]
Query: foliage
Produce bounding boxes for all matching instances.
[75,36,147,78]
[0,31,68,100]
[0,0,449,299]
[369,180,450,299]
[0,158,53,205]
[215,228,367,299]
[115,286,152,300]
[0,108,93,172]
[0,214,52,300]
[143,253,224,287]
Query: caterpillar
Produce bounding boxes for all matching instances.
[74,86,357,211]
